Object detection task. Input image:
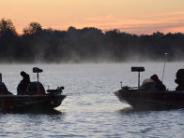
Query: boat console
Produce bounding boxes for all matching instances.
[131,66,145,88]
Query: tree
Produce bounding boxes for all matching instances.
[0,18,17,38]
[23,22,42,35]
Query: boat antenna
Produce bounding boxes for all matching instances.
[161,52,168,82]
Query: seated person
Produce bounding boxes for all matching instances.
[140,74,166,91]
[17,71,30,95]
[140,78,155,90]
[175,69,184,91]
[151,74,166,91]
[175,79,184,91]
[0,82,12,95]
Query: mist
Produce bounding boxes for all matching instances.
[0,19,184,63]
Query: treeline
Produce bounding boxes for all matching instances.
[0,18,184,63]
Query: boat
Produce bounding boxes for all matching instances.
[0,93,66,113]
[114,66,184,111]
[115,88,184,111]
[0,67,66,113]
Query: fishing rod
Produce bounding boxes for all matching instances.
[161,52,168,82]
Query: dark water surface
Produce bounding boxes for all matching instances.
[0,63,184,138]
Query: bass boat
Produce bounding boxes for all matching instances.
[115,66,184,111]
[0,67,66,113]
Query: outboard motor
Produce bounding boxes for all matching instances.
[27,81,46,95]
[175,69,184,91]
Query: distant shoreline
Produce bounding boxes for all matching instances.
[0,60,183,64]
[0,19,184,63]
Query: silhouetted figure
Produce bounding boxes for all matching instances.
[0,82,12,95]
[140,74,166,91]
[0,73,12,95]
[150,74,166,91]
[140,78,155,90]
[175,69,184,91]
[17,71,30,95]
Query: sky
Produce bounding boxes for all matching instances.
[0,0,184,34]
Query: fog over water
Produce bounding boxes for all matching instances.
[0,19,184,63]
[0,62,184,137]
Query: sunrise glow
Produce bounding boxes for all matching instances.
[0,0,184,34]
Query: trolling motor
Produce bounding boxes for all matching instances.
[33,67,43,82]
[47,86,64,95]
[131,66,145,88]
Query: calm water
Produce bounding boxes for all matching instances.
[0,62,184,138]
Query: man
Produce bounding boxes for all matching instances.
[17,71,30,95]
[151,74,166,91]
[0,73,12,95]
[140,74,166,91]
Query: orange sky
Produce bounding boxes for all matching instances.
[0,0,184,34]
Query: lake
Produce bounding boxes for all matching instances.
[0,62,184,138]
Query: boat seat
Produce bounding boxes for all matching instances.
[27,81,46,95]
